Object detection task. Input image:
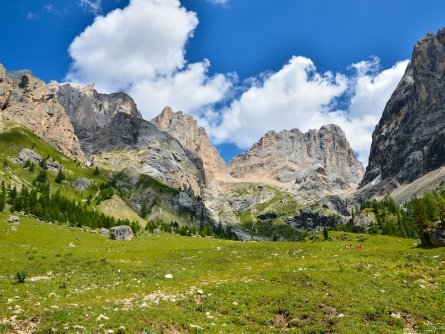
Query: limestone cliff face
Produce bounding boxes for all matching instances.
[51,83,203,195]
[361,28,445,194]
[0,65,84,160]
[152,107,229,181]
[230,125,364,195]
[48,82,142,155]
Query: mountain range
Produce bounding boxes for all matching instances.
[1,27,445,241]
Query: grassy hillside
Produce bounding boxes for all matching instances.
[0,215,443,333]
[0,122,192,230]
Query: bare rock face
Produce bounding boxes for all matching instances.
[361,28,445,195]
[49,82,142,155]
[52,83,203,195]
[152,107,229,182]
[229,125,364,196]
[420,222,445,247]
[0,65,84,160]
[110,225,133,241]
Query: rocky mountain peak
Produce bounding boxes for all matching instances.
[50,82,143,155]
[152,107,229,181]
[0,65,84,160]
[230,124,364,195]
[360,27,445,195]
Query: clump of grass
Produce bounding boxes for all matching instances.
[15,271,26,283]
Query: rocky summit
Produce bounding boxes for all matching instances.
[361,28,445,196]
[0,66,84,160]
[229,125,364,196]
[152,107,229,182]
[51,82,204,195]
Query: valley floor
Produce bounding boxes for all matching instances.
[0,214,444,334]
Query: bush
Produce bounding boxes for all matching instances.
[16,271,26,283]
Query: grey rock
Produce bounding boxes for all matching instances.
[99,228,110,236]
[172,190,205,218]
[110,225,134,241]
[72,177,91,191]
[7,215,19,224]
[420,222,445,247]
[152,107,229,183]
[17,148,42,164]
[354,212,378,231]
[361,27,445,197]
[284,207,348,231]
[316,195,349,216]
[0,65,84,160]
[52,83,204,195]
[46,159,62,172]
[229,125,364,196]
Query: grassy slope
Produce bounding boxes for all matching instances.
[0,122,146,225]
[97,195,147,227]
[0,122,106,202]
[0,215,443,333]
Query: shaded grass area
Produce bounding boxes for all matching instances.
[0,214,444,333]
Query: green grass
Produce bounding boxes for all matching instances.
[0,214,444,333]
[0,123,107,203]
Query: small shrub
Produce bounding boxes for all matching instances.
[16,271,26,283]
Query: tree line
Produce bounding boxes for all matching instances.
[338,187,445,241]
[0,175,141,234]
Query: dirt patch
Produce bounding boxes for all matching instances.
[1,316,40,334]
[273,311,290,328]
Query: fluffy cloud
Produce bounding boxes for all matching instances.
[206,57,408,165]
[66,0,233,117]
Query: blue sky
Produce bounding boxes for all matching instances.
[1,0,445,164]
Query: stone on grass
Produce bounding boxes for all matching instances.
[7,216,19,224]
[71,177,92,191]
[164,274,173,279]
[99,228,111,236]
[110,225,134,241]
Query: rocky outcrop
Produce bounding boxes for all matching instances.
[51,83,203,195]
[0,65,84,160]
[110,225,134,241]
[420,222,445,247]
[152,107,229,182]
[229,125,364,196]
[49,82,142,155]
[353,212,378,231]
[361,28,445,195]
[284,207,348,231]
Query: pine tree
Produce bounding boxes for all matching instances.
[323,226,329,240]
[55,169,66,184]
[35,169,48,183]
[0,182,5,212]
[140,202,148,218]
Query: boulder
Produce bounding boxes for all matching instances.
[17,148,42,164]
[420,222,445,247]
[7,215,19,224]
[72,177,92,191]
[110,225,134,241]
[99,228,110,236]
[354,212,378,231]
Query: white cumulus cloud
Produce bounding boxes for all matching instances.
[66,0,233,118]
